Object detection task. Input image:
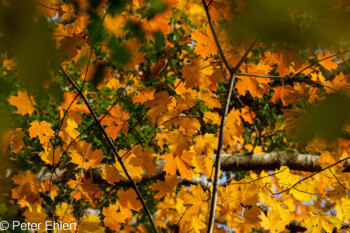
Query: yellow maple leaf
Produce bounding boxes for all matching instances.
[60,118,80,146]
[178,186,208,231]
[197,91,221,109]
[103,13,126,37]
[318,151,341,169]
[269,85,294,106]
[191,24,217,58]
[223,108,244,148]
[115,149,144,179]
[23,203,47,230]
[39,147,62,166]
[55,202,77,223]
[78,215,105,233]
[129,145,157,176]
[194,133,218,156]
[70,141,104,169]
[146,91,174,124]
[245,60,272,76]
[1,128,26,153]
[275,166,300,188]
[58,92,89,123]
[303,212,341,233]
[28,120,54,148]
[103,203,131,231]
[268,49,305,76]
[334,196,350,221]
[163,151,194,179]
[166,129,191,157]
[290,178,318,202]
[178,117,201,136]
[203,111,221,125]
[8,91,36,115]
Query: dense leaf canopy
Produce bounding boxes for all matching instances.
[1,0,350,232]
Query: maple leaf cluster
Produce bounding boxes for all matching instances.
[0,0,350,233]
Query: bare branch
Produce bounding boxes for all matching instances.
[266,156,350,196]
[203,3,258,230]
[292,50,350,78]
[61,144,91,222]
[60,67,159,233]
[236,73,350,98]
[202,0,233,73]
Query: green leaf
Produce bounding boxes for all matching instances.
[109,37,130,67]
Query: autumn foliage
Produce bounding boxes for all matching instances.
[1,0,350,232]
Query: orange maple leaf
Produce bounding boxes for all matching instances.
[317,51,338,71]
[118,188,143,212]
[11,170,42,208]
[101,104,130,140]
[166,129,190,157]
[236,76,269,98]
[132,88,155,104]
[68,177,103,206]
[180,56,214,89]
[103,203,130,231]
[163,151,194,179]
[101,164,123,185]
[150,175,180,199]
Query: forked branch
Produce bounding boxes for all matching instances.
[202,1,258,232]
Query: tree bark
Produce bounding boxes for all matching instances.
[220,150,350,172]
[37,150,350,185]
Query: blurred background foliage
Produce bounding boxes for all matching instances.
[226,0,350,49]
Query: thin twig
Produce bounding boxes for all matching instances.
[236,73,350,98]
[266,157,350,195]
[33,2,66,13]
[236,73,289,79]
[337,49,350,70]
[61,67,159,233]
[202,0,233,73]
[329,168,349,191]
[292,50,350,78]
[61,144,91,222]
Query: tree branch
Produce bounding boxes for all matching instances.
[202,0,258,229]
[60,67,159,233]
[202,0,233,73]
[236,73,350,98]
[38,150,350,185]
